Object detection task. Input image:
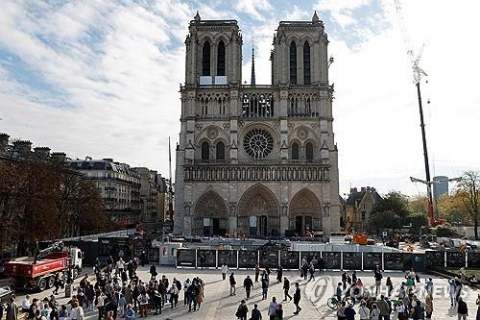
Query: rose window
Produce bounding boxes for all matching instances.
[243,128,274,159]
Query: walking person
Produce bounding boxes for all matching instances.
[425,292,433,320]
[6,297,18,320]
[262,276,269,300]
[457,297,468,320]
[230,272,237,296]
[221,264,229,280]
[137,291,149,318]
[276,266,283,283]
[374,268,383,295]
[244,276,254,299]
[255,263,260,283]
[386,277,393,297]
[449,279,457,307]
[309,262,315,281]
[267,297,277,320]
[235,300,248,320]
[183,278,191,306]
[168,284,179,309]
[293,283,301,315]
[283,278,292,301]
[149,265,157,281]
[376,295,391,320]
[251,304,262,320]
[476,294,480,320]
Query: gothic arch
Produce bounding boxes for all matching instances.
[193,190,229,236]
[288,126,320,146]
[237,184,280,236]
[289,188,322,235]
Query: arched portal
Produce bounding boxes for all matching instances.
[289,188,322,236]
[193,190,229,236]
[238,184,280,237]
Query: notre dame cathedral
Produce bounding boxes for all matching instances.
[174,11,341,238]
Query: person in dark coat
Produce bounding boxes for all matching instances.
[150,265,157,281]
[6,297,18,320]
[235,300,248,320]
[276,266,283,283]
[293,283,302,314]
[283,278,292,301]
[243,276,253,299]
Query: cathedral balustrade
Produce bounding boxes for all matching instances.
[183,164,330,182]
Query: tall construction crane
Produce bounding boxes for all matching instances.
[393,0,443,226]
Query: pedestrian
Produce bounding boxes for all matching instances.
[386,277,393,297]
[196,282,204,310]
[96,292,106,320]
[370,304,380,320]
[425,278,433,294]
[183,278,191,305]
[267,297,277,320]
[336,282,343,301]
[476,294,480,320]
[425,293,433,320]
[221,264,229,280]
[251,304,262,320]
[136,291,149,318]
[342,272,348,290]
[168,284,179,308]
[230,272,237,296]
[345,303,356,320]
[199,254,205,270]
[337,301,346,320]
[359,301,369,320]
[149,265,157,281]
[106,310,114,320]
[460,267,467,284]
[117,258,125,277]
[374,268,383,295]
[318,257,325,273]
[262,276,269,300]
[255,263,261,282]
[276,266,283,283]
[308,262,315,281]
[6,297,18,320]
[125,305,135,320]
[140,252,146,268]
[293,283,301,315]
[244,276,254,299]
[283,278,292,301]
[22,295,31,314]
[275,304,283,320]
[376,295,391,320]
[235,300,248,320]
[457,297,468,320]
[118,293,126,317]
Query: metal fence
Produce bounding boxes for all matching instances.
[175,249,438,272]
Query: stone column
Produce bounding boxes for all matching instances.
[183,201,193,237]
[322,202,331,239]
[229,202,238,236]
[280,202,289,236]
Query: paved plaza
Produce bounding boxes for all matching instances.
[7,266,480,320]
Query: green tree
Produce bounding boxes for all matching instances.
[455,171,480,239]
[368,191,410,235]
[406,212,428,233]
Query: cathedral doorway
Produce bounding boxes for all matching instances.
[238,184,279,237]
[289,189,322,236]
[193,190,229,236]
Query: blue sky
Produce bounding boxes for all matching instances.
[1,0,479,197]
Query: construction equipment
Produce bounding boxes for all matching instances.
[393,0,444,227]
[4,241,83,292]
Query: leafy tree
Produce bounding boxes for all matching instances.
[368,191,410,235]
[455,171,480,239]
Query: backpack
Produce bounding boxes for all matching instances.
[140,294,147,304]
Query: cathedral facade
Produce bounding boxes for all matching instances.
[174,12,341,238]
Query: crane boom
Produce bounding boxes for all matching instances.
[393,0,444,226]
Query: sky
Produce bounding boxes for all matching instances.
[0,0,479,198]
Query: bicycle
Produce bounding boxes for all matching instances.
[327,295,354,310]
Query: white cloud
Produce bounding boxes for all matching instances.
[314,0,371,27]
[235,0,272,21]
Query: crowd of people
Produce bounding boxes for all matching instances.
[3,254,480,320]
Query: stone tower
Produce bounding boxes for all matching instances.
[174,12,340,239]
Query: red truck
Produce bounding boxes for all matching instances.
[4,242,83,292]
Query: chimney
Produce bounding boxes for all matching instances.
[13,140,32,154]
[34,147,51,158]
[0,133,9,151]
[51,152,66,163]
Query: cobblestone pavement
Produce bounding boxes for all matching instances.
[8,267,480,320]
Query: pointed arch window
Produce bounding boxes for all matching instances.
[216,142,225,160]
[291,142,299,160]
[303,41,311,85]
[202,41,211,76]
[217,41,226,76]
[290,41,297,84]
[201,142,210,160]
[306,142,314,162]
